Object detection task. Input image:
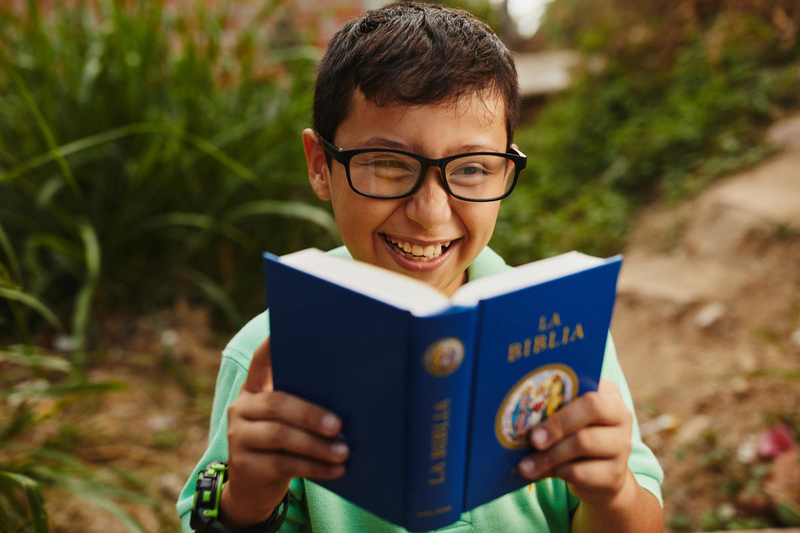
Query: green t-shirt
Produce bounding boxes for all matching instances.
[177,246,663,532]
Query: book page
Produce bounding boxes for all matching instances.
[280,248,452,316]
[450,251,609,306]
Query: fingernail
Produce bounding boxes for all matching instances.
[519,457,536,476]
[331,442,349,457]
[532,428,548,448]
[322,414,340,433]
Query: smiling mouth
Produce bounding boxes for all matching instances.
[383,234,455,261]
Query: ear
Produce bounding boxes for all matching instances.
[302,129,331,201]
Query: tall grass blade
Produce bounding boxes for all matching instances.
[226,200,341,242]
[0,123,260,185]
[0,380,126,402]
[30,467,152,533]
[72,493,147,533]
[0,288,63,331]
[0,471,49,533]
[1,51,84,204]
[0,349,73,373]
[184,269,243,327]
[72,221,101,356]
[26,233,85,264]
[0,222,22,282]
[128,212,255,249]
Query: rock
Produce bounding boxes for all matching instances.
[675,414,712,446]
[160,329,180,348]
[617,252,748,309]
[146,414,177,432]
[737,435,759,464]
[695,302,727,329]
[790,328,800,347]
[738,350,759,373]
[515,50,580,98]
[639,413,681,439]
[731,377,752,398]
[767,114,800,151]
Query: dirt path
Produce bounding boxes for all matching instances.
[611,116,800,528]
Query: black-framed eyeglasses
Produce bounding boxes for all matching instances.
[319,135,526,202]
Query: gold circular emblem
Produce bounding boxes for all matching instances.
[494,364,578,449]
[423,338,465,377]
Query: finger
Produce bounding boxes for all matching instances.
[529,386,629,450]
[518,426,630,479]
[243,337,273,393]
[232,390,342,438]
[236,420,349,464]
[234,449,346,481]
[551,459,627,491]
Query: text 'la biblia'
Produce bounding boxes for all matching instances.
[428,398,450,486]
[507,313,584,363]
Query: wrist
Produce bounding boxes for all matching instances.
[219,480,283,530]
[191,461,289,533]
[574,469,640,512]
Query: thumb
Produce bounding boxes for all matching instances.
[243,337,273,392]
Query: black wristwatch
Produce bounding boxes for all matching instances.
[190,461,289,533]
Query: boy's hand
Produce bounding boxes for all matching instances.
[517,379,636,507]
[219,338,348,528]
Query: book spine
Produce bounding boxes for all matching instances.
[404,307,478,532]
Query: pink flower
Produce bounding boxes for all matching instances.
[757,425,797,459]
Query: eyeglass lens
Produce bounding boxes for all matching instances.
[348,152,516,200]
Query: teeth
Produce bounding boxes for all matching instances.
[385,235,453,260]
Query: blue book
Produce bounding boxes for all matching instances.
[264,249,622,532]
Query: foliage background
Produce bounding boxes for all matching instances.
[1,0,799,531]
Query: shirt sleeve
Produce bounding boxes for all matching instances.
[565,333,664,512]
[175,312,309,532]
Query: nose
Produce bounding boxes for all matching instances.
[404,167,452,230]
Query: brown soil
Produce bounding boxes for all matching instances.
[613,115,800,531]
[18,117,800,532]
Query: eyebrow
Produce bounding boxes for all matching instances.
[359,136,502,154]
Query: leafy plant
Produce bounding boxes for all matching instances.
[0,0,340,347]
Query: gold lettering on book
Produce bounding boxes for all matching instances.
[428,398,450,485]
[507,314,585,363]
[416,505,453,518]
[539,313,561,331]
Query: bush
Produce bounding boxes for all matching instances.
[491,0,800,265]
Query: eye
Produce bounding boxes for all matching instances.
[369,159,411,171]
[451,164,487,176]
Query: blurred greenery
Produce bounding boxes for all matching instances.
[0,0,338,530]
[0,0,339,349]
[491,0,800,264]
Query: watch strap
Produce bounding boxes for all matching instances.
[191,461,290,533]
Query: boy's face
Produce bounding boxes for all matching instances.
[303,91,507,297]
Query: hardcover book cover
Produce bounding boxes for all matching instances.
[264,248,622,532]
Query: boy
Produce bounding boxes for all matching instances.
[177,3,664,532]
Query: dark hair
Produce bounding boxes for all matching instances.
[313,1,520,146]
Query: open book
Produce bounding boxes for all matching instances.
[263,248,622,532]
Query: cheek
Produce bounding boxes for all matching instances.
[459,204,500,240]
